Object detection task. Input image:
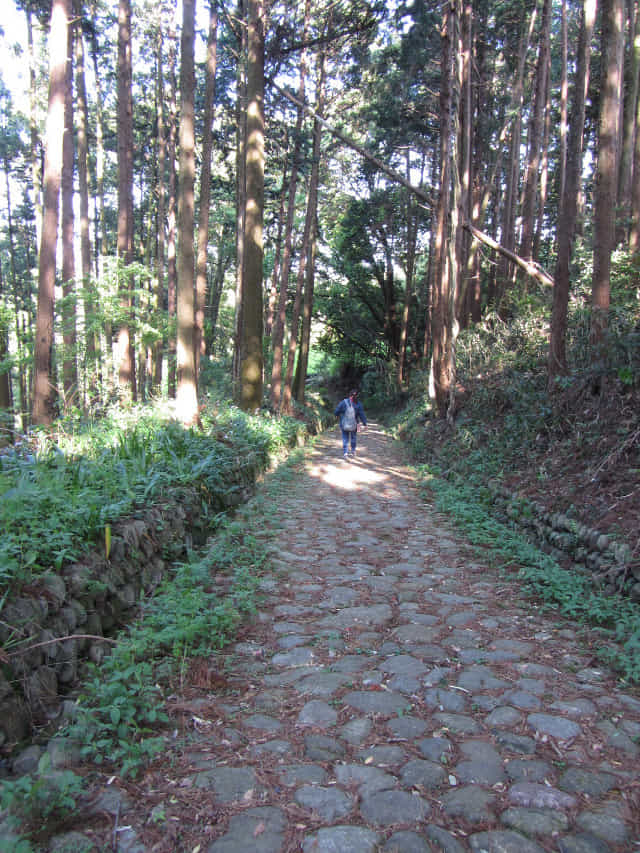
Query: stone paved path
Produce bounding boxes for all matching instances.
[121,426,640,851]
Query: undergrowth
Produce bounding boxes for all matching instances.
[420,472,640,683]
[0,403,307,589]
[391,267,640,683]
[62,514,265,778]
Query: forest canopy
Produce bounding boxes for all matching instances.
[0,0,638,433]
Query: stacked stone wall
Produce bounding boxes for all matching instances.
[488,481,636,599]
[0,418,324,750]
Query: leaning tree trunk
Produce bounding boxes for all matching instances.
[32,0,70,426]
[176,0,199,425]
[238,0,265,411]
[549,0,597,380]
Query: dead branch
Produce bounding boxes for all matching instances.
[6,633,118,659]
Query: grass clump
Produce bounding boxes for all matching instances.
[0,403,309,589]
[391,264,640,683]
[424,474,640,683]
[0,753,83,848]
[64,514,265,778]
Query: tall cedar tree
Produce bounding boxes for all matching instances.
[116,0,136,398]
[294,48,327,405]
[270,0,311,411]
[549,0,597,379]
[195,0,218,388]
[32,0,70,425]
[176,0,199,425]
[238,0,265,411]
[74,3,96,383]
[591,0,624,359]
[153,22,166,389]
[431,0,455,418]
[61,15,77,403]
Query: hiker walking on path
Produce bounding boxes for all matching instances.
[335,388,367,458]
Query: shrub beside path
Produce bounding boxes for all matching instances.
[64,425,640,851]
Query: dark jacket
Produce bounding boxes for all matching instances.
[334,397,367,432]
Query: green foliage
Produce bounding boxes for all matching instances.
[561,245,640,378]
[65,514,264,777]
[422,475,640,683]
[360,359,409,412]
[0,753,83,842]
[0,403,307,587]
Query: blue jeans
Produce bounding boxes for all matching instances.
[341,429,357,453]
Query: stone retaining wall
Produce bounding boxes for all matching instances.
[487,481,637,600]
[0,421,322,750]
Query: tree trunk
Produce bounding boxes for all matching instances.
[176,0,199,425]
[282,49,325,413]
[592,0,624,360]
[398,151,420,385]
[233,0,247,388]
[166,22,179,398]
[265,141,289,338]
[74,4,95,395]
[549,0,597,380]
[294,219,317,405]
[195,0,219,388]
[455,0,473,328]
[617,0,640,242]
[270,0,311,410]
[207,221,232,354]
[4,165,27,430]
[153,23,166,390]
[0,197,14,441]
[89,0,106,282]
[520,0,551,265]
[398,196,417,386]
[630,6,640,251]
[431,0,455,418]
[116,0,136,399]
[32,0,70,426]
[238,0,265,411]
[559,0,569,204]
[27,8,42,255]
[497,9,536,304]
[61,18,77,406]
[533,49,552,260]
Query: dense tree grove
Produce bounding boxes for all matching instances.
[0,0,638,430]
